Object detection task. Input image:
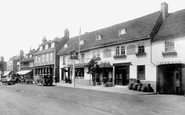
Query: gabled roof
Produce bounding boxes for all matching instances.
[153,9,185,41]
[57,11,162,55]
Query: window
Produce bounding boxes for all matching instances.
[115,45,125,55]
[46,53,49,61]
[38,56,41,63]
[64,44,68,48]
[42,54,45,62]
[96,50,100,57]
[43,45,45,50]
[119,29,126,36]
[92,50,100,58]
[138,43,145,54]
[51,43,55,48]
[121,46,125,55]
[165,40,175,52]
[80,40,84,45]
[137,65,145,80]
[50,53,53,61]
[96,35,102,41]
[48,43,51,48]
[116,46,120,55]
[81,54,85,62]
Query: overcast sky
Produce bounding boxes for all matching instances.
[0,0,184,61]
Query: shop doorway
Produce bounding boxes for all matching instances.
[115,66,129,86]
[157,64,183,94]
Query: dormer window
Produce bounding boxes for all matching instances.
[42,45,45,50]
[64,44,68,48]
[96,35,102,41]
[80,40,84,45]
[119,28,126,36]
[48,43,51,48]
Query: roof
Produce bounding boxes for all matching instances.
[17,70,32,75]
[21,57,34,62]
[2,71,12,76]
[40,37,61,46]
[57,11,162,55]
[153,9,185,41]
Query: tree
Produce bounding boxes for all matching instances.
[87,58,99,74]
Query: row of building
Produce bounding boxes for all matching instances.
[2,2,185,95]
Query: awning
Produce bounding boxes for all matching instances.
[113,62,132,66]
[17,70,32,75]
[98,61,112,68]
[2,71,11,76]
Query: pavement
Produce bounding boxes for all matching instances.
[54,82,155,95]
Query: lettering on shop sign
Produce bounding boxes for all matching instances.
[159,61,182,65]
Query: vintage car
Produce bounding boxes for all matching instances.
[1,76,15,85]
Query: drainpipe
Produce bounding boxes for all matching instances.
[150,39,159,94]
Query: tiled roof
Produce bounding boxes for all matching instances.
[57,11,162,55]
[21,57,34,62]
[153,9,185,41]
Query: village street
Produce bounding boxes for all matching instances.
[0,83,185,115]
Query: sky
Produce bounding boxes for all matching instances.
[0,0,184,61]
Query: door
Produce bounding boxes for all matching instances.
[115,66,128,85]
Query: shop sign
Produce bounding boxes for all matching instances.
[70,50,78,60]
[159,61,182,65]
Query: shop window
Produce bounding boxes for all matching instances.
[75,68,84,78]
[137,65,145,80]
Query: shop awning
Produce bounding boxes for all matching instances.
[98,61,112,68]
[2,71,11,76]
[17,70,32,75]
[113,62,132,66]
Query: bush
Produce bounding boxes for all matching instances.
[104,82,113,87]
[141,85,148,92]
[128,83,134,90]
[147,84,154,92]
[137,84,143,91]
[132,83,138,90]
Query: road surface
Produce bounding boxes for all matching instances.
[0,84,185,115]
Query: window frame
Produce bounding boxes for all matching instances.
[137,65,145,80]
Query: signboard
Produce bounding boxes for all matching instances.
[70,50,78,60]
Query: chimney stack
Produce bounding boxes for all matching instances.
[161,2,168,20]
[64,28,70,38]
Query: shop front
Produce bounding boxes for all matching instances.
[157,64,185,95]
[34,65,54,79]
[113,63,131,86]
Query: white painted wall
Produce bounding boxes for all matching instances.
[152,36,185,65]
[59,39,157,82]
